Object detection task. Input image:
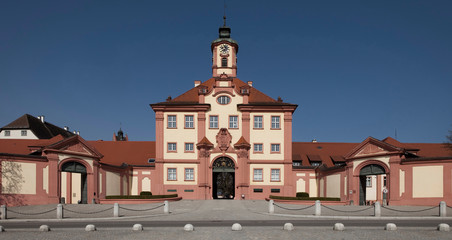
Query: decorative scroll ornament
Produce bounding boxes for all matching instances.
[216,128,232,152]
[237,149,248,159]
[212,157,235,172]
[198,148,211,158]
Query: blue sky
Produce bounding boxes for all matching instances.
[1,1,451,143]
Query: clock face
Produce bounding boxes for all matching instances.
[219,44,229,54]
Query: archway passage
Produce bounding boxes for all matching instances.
[212,157,235,199]
[61,162,88,204]
[359,164,387,205]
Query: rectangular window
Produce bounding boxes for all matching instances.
[253,169,263,181]
[185,168,194,181]
[209,115,218,128]
[271,144,280,153]
[271,188,280,193]
[167,115,177,128]
[4,130,10,136]
[167,168,177,181]
[253,116,263,129]
[229,115,238,129]
[21,130,27,136]
[185,115,194,128]
[253,188,263,193]
[185,143,194,152]
[253,143,263,153]
[366,176,372,187]
[383,176,387,187]
[168,143,177,152]
[271,116,280,129]
[271,169,280,182]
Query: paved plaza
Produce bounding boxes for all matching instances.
[1,200,452,239]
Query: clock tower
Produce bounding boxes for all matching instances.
[211,16,238,77]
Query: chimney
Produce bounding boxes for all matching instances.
[73,131,76,134]
[247,81,253,87]
[194,80,201,87]
[77,131,80,135]
[64,126,69,131]
[312,139,317,143]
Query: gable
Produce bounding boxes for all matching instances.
[355,143,389,157]
[345,137,402,159]
[60,142,95,156]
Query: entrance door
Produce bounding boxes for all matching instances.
[61,162,88,204]
[212,157,235,199]
[359,164,386,205]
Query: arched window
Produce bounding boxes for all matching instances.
[221,58,228,67]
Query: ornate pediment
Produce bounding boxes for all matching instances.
[355,144,388,157]
[345,137,403,160]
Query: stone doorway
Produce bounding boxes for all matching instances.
[212,157,235,199]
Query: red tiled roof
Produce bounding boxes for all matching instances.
[88,141,156,166]
[292,142,358,167]
[0,135,64,155]
[153,78,293,106]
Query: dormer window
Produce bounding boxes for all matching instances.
[221,58,228,67]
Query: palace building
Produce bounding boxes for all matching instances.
[1,22,451,206]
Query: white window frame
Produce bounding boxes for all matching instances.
[254,143,263,152]
[168,115,177,128]
[185,115,194,128]
[168,143,177,152]
[229,116,238,129]
[271,116,280,129]
[253,169,263,181]
[271,144,280,153]
[366,176,372,187]
[4,130,10,136]
[185,143,194,152]
[209,115,218,128]
[21,130,27,136]
[271,169,280,182]
[254,116,263,128]
[168,168,177,181]
[185,168,194,181]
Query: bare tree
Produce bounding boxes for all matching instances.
[0,160,25,206]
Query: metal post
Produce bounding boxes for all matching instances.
[0,205,6,220]
[439,201,446,217]
[314,200,321,216]
[269,200,274,214]
[164,201,169,214]
[57,204,63,219]
[374,201,381,217]
[113,203,119,217]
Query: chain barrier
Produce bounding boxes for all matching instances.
[64,207,114,215]
[381,205,437,213]
[119,204,164,212]
[274,203,315,211]
[7,208,55,216]
[321,205,373,213]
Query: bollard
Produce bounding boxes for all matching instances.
[164,201,169,214]
[57,204,63,219]
[314,200,321,216]
[114,203,120,217]
[0,205,6,220]
[439,201,446,217]
[269,200,274,214]
[374,201,381,217]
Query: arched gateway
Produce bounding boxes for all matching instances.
[61,161,88,204]
[359,164,387,205]
[212,157,235,199]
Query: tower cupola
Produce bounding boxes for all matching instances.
[211,16,238,78]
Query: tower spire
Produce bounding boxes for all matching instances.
[223,0,227,26]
